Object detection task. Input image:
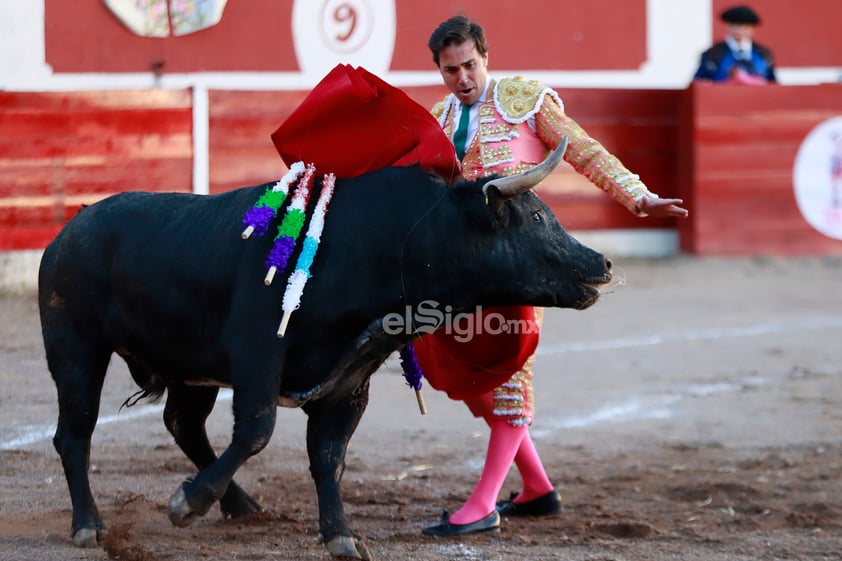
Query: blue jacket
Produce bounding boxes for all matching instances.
[693,41,777,83]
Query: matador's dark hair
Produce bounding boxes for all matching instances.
[428,15,488,67]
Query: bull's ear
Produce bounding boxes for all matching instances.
[484,184,511,230]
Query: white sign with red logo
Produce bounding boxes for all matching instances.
[793,116,842,241]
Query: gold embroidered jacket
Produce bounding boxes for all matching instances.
[432,76,654,216]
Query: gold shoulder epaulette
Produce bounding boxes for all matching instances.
[431,98,448,120]
[495,76,547,122]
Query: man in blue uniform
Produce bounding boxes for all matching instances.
[693,5,777,84]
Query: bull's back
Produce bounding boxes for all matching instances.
[38,188,273,374]
[41,190,250,294]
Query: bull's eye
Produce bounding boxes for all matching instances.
[531,211,543,222]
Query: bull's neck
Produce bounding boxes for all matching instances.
[397,188,496,311]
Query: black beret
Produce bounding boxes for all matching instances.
[720,5,761,25]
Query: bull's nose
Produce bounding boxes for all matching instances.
[601,257,614,284]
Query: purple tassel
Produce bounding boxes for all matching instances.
[399,343,424,391]
[243,206,277,237]
[266,236,296,271]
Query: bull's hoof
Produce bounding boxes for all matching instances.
[168,483,202,528]
[318,533,372,560]
[71,527,101,548]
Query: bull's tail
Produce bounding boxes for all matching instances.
[120,373,166,410]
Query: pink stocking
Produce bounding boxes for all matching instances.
[512,431,554,502]
[448,420,526,524]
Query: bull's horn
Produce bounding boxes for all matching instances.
[482,136,568,198]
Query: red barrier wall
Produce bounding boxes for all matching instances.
[0,90,193,250]
[6,84,841,256]
[678,82,842,256]
[207,86,681,234]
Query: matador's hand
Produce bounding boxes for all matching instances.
[638,195,689,218]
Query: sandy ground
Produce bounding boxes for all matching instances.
[1,255,841,561]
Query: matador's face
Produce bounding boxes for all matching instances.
[437,40,489,106]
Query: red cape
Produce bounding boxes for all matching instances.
[412,305,539,400]
[271,63,460,182]
[271,64,539,399]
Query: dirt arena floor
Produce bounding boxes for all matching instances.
[2,255,841,561]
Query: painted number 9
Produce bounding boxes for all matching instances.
[333,3,357,42]
[320,0,372,54]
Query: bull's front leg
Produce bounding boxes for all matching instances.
[168,375,279,527]
[305,379,372,560]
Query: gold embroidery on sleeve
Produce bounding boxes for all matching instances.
[536,97,651,215]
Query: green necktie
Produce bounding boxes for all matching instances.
[453,103,471,160]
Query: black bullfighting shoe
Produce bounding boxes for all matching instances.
[496,490,563,516]
[422,510,500,537]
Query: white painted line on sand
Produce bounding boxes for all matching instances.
[537,317,842,355]
[1,391,232,451]
[531,376,769,437]
[4,317,841,450]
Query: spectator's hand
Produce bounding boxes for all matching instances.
[639,195,689,218]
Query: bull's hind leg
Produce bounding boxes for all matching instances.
[45,330,111,547]
[163,384,262,518]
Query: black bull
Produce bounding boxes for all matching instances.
[39,141,612,559]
